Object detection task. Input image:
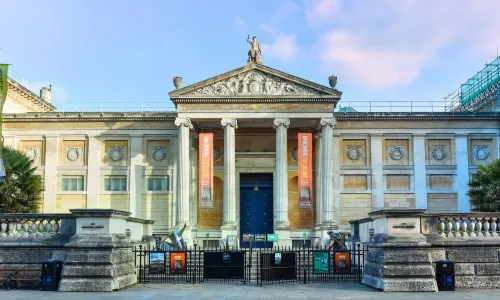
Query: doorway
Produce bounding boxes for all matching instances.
[239,173,274,248]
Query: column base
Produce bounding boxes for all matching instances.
[274,226,292,247]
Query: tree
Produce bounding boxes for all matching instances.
[468,159,500,212]
[0,147,42,213]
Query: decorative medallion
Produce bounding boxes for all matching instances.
[291,146,298,161]
[66,147,82,162]
[473,145,489,161]
[24,147,40,163]
[389,145,405,161]
[431,145,447,161]
[151,146,168,162]
[108,146,124,162]
[346,145,362,161]
[213,147,221,162]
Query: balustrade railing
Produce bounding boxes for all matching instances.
[435,214,500,238]
[0,214,72,238]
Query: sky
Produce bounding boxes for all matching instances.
[1,0,500,111]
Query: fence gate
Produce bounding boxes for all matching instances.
[132,244,368,286]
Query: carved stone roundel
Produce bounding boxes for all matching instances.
[152,146,168,161]
[109,146,124,161]
[473,145,489,161]
[346,145,362,161]
[291,146,298,161]
[67,147,81,162]
[389,145,405,161]
[431,145,447,161]
[213,147,221,162]
[24,147,40,162]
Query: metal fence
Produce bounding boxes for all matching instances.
[132,244,368,286]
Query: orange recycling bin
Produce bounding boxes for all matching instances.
[334,252,351,272]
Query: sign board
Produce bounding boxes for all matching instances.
[303,232,307,238]
[205,233,210,238]
[298,133,313,208]
[81,223,104,230]
[274,252,282,265]
[149,251,166,274]
[242,233,254,242]
[255,233,267,242]
[313,251,329,274]
[170,252,187,274]
[227,235,237,249]
[267,234,278,242]
[199,133,214,208]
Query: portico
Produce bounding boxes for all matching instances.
[169,62,341,246]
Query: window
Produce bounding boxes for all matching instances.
[104,176,127,191]
[147,176,170,192]
[62,176,85,191]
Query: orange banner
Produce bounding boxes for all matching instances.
[298,133,313,208]
[199,133,213,208]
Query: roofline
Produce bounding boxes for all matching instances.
[334,111,500,121]
[8,77,57,110]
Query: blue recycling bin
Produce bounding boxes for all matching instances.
[436,260,455,291]
[40,260,62,291]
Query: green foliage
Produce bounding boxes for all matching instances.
[468,159,500,212]
[0,147,42,213]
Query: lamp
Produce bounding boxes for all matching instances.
[253,180,259,191]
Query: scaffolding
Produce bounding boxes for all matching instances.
[445,56,500,112]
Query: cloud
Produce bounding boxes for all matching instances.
[313,0,500,89]
[258,1,299,35]
[234,16,246,27]
[304,0,341,24]
[261,34,300,62]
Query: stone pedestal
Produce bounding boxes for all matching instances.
[362,209,438,292]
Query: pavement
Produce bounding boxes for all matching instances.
[2,283,500,300]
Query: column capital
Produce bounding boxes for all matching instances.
[320,117,336,128]
[174,117,193,129]
[273,118,290,129]
[221,118,238,128]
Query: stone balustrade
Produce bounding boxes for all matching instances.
[0,213,73,238]
[423,213,500,238]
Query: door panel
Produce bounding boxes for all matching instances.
[240,184,273,248]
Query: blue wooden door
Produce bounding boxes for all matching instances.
[240,184,273,248]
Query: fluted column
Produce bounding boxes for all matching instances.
[314,132,322,227]
[221,118,238,228]
[321,118,336,225]
[175,118,192,225]
[274,118,290,228]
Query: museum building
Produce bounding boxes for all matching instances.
[3,57,500,246]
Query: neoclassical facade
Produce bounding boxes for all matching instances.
[3,62,500,246]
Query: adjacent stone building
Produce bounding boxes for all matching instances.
[3,61,500,247]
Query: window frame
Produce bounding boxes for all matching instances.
[61,176,85,192]
[103,176,128,192]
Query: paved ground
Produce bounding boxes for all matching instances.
[2,283,500,300]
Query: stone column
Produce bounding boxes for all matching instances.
[370,134,384,210]
[274,118,290,227]
[128,135,143,218]
[332,133,341,229]
[456,134,470,212]
[189,133,198,231]
[314,132,322,228]
[320,118,336,246]
[86,136,101,209]
[413,134,427,209]
[174,118,193,242]
[221,118,238,239]
[43,135,58,213]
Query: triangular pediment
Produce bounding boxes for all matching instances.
[169,63,341,99]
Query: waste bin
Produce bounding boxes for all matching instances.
[436,260,455,291]
[40,260,62,291]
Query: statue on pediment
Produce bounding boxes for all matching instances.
[247,34,263,64]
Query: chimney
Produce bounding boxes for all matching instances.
[40,85,52,103]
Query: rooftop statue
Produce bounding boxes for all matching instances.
[247,34,262,64]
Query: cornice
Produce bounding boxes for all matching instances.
[334,112,500,121]
[173,97,340,103]
[3,112,177,123]
[8,78,56,111]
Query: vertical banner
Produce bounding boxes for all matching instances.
[0,64,9,183]
[199,133,213,208]
[298,133,313,208]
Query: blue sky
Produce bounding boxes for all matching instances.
[1,0,500,111]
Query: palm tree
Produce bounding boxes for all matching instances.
[468,159,500,212]
[0,147,43,213]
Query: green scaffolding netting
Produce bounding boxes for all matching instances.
[460,57,500,105]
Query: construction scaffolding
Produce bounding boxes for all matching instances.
[445,56,500,112]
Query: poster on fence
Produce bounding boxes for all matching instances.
[170,252,187,274]
[313,251,329,274]
[149,251,166,274]
[199,133,214,208]
[298,133,313,208]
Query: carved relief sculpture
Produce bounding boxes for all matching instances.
[473,145,489,161]
[431,145,447,161]
[389,145,405,161]
[213,147,221,161]
[24,147,40,163]
[67,147,82,162]
[291,146,298,161]
[109,146,124,162]
[186,70,320,96]
[346,145,362,161]
[151,146,168,162]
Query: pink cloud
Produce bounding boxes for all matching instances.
[261,34,300,62]
[305,0,341,24]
